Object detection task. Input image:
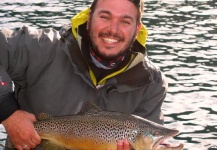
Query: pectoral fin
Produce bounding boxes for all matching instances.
[5,137,15,148]
[41,140,66,150]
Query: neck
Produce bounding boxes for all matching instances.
[90,48,128,70]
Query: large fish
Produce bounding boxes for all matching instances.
[9,101,184,150]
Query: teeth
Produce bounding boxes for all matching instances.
[103,38,118,43]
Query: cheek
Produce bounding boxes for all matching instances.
[124,28,137,40]
[90,24,101,38]
[90,17,103,30]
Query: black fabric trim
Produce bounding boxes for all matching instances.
[0,93,20,123]
[115,62,151,87]
[131,39,147,54]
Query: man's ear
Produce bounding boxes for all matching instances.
[86,12,92,30]
[136,22,142,35]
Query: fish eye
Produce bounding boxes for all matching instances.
[154,131,160,136]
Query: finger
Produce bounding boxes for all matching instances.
[19,130,37,148]
[24,137,40,148]
[27,138,37,149]
[31,129,41,145]
[16,144,30,150]
[30,114,41,146]
[29,113,37,122]
[22,144,30,150]
[117,140,123,150]
[16,145,23,150]
[123,139,130,150]
[14,136,34,149]
[30,136,41,148]
[30,138,41,147]
[24,117,41,148]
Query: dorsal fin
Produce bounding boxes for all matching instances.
[79,100,102,114]
[37,113,53,121]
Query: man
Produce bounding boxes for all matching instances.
[0,0,168,149]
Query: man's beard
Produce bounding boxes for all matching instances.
[87,21,137,61]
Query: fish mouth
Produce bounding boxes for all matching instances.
[152,130,184,150]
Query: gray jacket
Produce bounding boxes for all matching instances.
[0,10,167,125]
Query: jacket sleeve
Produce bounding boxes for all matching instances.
[134,62,168,125]
[0,28,26,123]
[0,65,20,123]
[0,26,61,122]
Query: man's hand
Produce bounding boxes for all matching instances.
[117,139,130,150]
[108,139,130,150]
[2,110,41,150]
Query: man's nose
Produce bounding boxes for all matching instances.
[108,19,119,34]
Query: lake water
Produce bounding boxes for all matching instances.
[0,0,216,149]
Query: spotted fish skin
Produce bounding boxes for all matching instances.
[34,109,181,150]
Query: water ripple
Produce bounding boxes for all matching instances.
[0,0,216,149]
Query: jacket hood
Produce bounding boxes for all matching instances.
[71,7,148,49]
[69,7,150,71]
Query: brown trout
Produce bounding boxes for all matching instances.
[3,101,182,150]
[29,101,183,150]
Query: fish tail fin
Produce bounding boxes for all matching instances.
[4,137,15,149]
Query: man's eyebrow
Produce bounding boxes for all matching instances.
[98,10,134,21]
[98,10,111,15]
[122,15,134,22]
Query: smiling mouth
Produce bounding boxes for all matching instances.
[103,37,118,43]
[100,32,123,44]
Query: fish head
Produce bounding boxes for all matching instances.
[136,126,183,150]
[132,115,183,149]
[150,127,180,149]
[150,124,179,138]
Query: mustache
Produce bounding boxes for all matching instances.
[98,31,124,41]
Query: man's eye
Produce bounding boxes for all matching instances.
[100,16,110,20]
[122,20,130,25]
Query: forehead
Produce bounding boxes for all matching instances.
[94,0,138,18]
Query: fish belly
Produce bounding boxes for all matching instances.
[40,134,117,150]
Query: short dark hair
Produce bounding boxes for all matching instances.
[90,0,144,23]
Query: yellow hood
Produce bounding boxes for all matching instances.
[71,7,148,47]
